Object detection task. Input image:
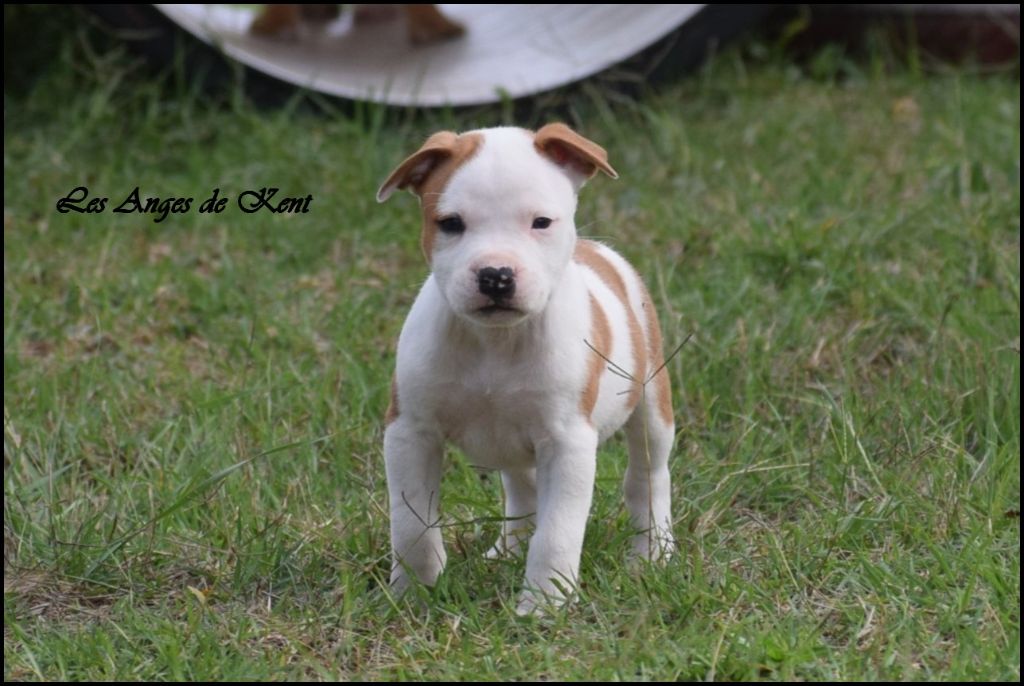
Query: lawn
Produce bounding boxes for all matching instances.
[3,8,1020,681]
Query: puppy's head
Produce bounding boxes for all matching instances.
[378,124,617,328]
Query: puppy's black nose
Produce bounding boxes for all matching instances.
[478,266,516,300]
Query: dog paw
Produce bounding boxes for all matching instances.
[484,536,525,560]
[515,593,538,616]
[515,579,577,616]
[515,589,564,616]
[389,570,412,594]
[628,530,676,564]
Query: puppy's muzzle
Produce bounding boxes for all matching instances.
[477,266,516,301]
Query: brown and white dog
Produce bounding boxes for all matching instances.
[377,124,675,614]
[251,4,465,45]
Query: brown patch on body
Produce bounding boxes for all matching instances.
[377,131,483,261]
[385,375,400,426]
[574,240,646,411]
[637,279,674,425]
[581,293,612,421]
[574,240,628,301]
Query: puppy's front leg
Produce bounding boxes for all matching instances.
[384,419,446,592]
[518,424,599,615]
[486,468,537,560]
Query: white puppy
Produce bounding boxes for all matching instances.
[377,124,675,614]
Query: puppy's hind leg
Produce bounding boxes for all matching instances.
[623,387,676,562]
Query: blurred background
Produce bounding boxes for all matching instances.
[6,4,1021,108]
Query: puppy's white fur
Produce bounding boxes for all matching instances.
[378,125,675,614]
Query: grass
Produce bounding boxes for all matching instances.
[4,7,1020,681]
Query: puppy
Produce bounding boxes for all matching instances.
[377,124,675,614]
[251,4,465,45]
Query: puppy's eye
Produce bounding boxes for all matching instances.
[437,215,465,234]
[532,217,553,230]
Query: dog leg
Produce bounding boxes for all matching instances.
[623,395,676,562]
[486,468,537,560]
[517,426,598,614]
[384,420,446,592]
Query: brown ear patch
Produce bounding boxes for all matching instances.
[376,131,460,202]
[377,131,483,261]
[535,123,618,180]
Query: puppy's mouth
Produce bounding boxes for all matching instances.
[477,302,522,315]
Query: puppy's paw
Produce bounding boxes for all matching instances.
[484,534,526,560]
[515,590,561,617]
[515,581,575,616]
[484,543,508,560]
[628,529,676,565]
[389,570,413,595]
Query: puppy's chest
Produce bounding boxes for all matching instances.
[433,361,555,469]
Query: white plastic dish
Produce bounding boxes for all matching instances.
[154,4,705,107]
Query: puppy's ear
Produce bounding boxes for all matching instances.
[377,131,459,202]
[535,123,619,188]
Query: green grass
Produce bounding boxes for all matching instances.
[4,9,1020,681]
